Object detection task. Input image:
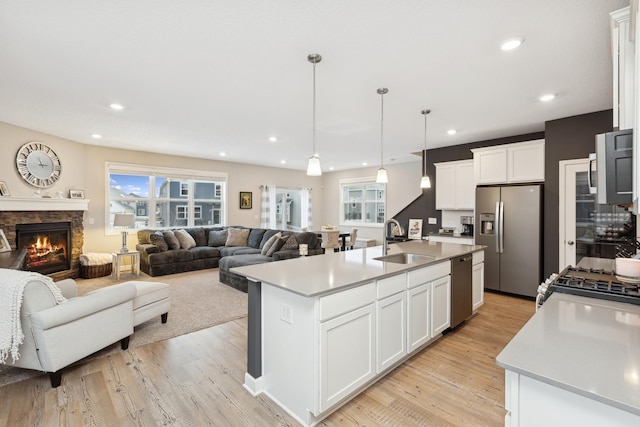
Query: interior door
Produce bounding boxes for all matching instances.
[559,159,590,269]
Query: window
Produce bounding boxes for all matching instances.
[107,162,227,232]
[340,178,385,226]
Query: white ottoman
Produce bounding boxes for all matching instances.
[124,281,171,327]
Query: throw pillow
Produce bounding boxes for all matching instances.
[149,232,168,252]
[163,230,180,250]
[281,234,299,251]
[174,229,197,249]
[247,228,267,248]
[186,228,206,247]
[260,229,281,248]
[208,229,228,247]
[266,237,287,256]
[226,227,250,247]
[260,232,282,255]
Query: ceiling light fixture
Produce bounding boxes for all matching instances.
[306,53,322,176]
[109,103,125,110]
[376,88,389,184]
[91,134,102,139]
[447,129,457,135]
[539,93,556,102]
[269,136,277,142]
[500,37,524,51]
[420,109,432,189]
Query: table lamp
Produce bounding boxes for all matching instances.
[113,213,135,253]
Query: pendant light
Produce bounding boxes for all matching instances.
[376,88,389,183]
[306,53,322,176]
[420,109,432,189]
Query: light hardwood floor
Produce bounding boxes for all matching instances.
[0,292,534,426]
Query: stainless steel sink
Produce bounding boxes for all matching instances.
[374,253,434,264]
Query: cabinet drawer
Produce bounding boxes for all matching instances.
[473,250,484,265]
[377,273,406,299]
[319,282,376,322]
[407,261,451,288]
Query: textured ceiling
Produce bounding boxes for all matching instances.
[0,0,629,172]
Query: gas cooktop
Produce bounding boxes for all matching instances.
[544,266,640,306]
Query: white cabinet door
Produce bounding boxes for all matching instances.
[456,160,475,209]
[473,140,544,184]
[473,147,507,184]
[376,292,406,373]
[472,262,484,312]
[507,140,545,183]
[431,275,451,336]
[319,303,376,412]
[435,163,457,209]
[406,283,431,353]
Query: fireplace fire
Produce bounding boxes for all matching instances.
[16,222,71,275]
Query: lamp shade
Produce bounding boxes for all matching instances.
[306,156,322,176]
[376,168,388,183]
[113,213,135,227]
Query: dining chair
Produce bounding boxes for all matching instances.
[346,228,358,250]
[321,229,341,253]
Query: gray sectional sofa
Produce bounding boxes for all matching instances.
[136,226,323,292]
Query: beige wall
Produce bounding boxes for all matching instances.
[0,121,421,251]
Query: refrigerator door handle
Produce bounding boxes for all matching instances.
[498,201,504,253]
[495,201,500,253]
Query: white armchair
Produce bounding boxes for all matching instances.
[2,276,136,387]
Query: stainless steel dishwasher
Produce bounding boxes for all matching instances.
[450,254,473,328]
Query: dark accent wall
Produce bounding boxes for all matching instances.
[393,109,614,279]
[543,110,613,276]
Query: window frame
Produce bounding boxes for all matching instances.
[105,162,228,235]
[339,177,386,228]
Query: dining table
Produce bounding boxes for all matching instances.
[314,230,351,251]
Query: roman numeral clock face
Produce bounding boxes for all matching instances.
[16,142,62,188]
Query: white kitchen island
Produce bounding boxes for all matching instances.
[497,292,640,426]
[231,241,483,427]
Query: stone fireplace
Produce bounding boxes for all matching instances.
[0,198,89,280]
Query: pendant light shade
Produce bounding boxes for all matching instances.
[376,88,389,183]
[306,53,322,176]
[420,109,432,189]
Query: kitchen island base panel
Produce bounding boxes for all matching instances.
[505,371,639,426]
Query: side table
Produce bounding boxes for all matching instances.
[112,251,140,280]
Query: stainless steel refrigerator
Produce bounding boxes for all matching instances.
[475,184,543,297]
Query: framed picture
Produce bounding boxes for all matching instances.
[240,191,252,209]
[0,181,9,196]
[69,189,85,199]
[0,229,10,253]
[408,219,423,240]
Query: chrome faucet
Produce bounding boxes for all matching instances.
[383,218,401,255]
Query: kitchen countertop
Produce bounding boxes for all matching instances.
[496,292,640,416]
[428,233,474,239]
[231,240,483,297]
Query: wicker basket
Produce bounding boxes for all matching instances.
[80,263,112,279]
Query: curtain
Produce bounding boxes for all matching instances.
[260,185,276,228]
[302,187,312,231]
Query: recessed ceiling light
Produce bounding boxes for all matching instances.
[329,166,334,171]
[447,129,457,135]
[91,134,102,139]
[362,162,368,166]
[109,103,125,110]
[539,93,556,102]
[269,136,278,142]
[500,37,524,51]
[280,160,286,164]
[219,152,226,157]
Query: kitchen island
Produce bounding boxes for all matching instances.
[496,292,640,426]
[231,240,483,427]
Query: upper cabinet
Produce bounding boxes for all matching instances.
[471,140,545,185]
[611,6,634,130]
[435,159,474,210]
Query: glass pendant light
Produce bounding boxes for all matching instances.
[306,53,322,176]
[420,109,432,189]
[376,88,389,183]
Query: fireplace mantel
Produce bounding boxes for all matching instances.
[0,197,90,211]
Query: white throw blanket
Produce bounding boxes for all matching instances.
[0,268,66,364]
[79,252,113,266]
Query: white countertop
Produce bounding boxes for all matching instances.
[231,240,483,297]
[496,292,640,415]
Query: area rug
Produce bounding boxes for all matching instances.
[0,269,248,386]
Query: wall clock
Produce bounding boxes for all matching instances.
[15,141,62,188]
